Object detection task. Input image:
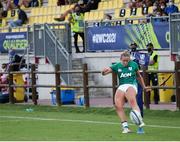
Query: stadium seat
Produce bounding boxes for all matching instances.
[175,0,180,4]
[132,8,143,17]
[148,6,153,14]
[98,11,104,20]
[31,8,39,16]
[84,12,89,21]
[124,9,131,18]
[2,19,7,27]
[88,11,94,21]
[48,0,57,6]
[113,0,123,9]
[108,1,113,9]
[102,1,108,10]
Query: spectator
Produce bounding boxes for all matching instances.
[159,2,167,13]
[0,0,8,17]
[54,0,100,21]
[164,0,179,15]
[28,0,39,7]
[147,43,160,104]
[101,14,112,26]
[68,4,85,53]
[129,0,143,8]
[84,0,100,11]
[13,0,20,7]
[19,0,33,8]
[9,5,28,27]
[57,0,66,6]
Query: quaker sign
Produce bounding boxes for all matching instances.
[0,32,28,53]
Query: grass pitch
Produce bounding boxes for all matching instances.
[0,104,180,141]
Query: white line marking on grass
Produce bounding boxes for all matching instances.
[0,115,180,129]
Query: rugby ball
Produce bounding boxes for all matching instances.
[129,109,142,125]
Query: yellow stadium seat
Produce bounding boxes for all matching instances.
[175,0,180,4]
[19,27,27,32]
[43,7,48,15]
[7,10,12,18]
[42,15,47,23]
[1,28,9,33]
[178,3,180,9]
[2,19,7,27]
[48,0,57,6]
[88,11,94,21]
[103,1,108,10]
[98,11,104,20]
[125,9,131,18]
[47,15,53,23]
[114,8,120,18]
[31,8,39,16]
[84,12,89,21]
[113,0,123,9]
[39,7,46,15]
[148,6,153,14]
[52,7,56,14]
[34,16,39,23]
[98,2,103,10]
[29,16,34,25]
[93,11,99,20]
[56,6,61,15]
[108,1,113,9]
[12,28,19,32]
[133,20,139,24]
[60,6,66,13]
[136,8,143,17]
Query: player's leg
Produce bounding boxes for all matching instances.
[126,86,145,128]
[114,88,130,133]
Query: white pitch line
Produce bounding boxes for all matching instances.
[0,115,180,129]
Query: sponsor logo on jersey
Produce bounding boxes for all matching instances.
[118,69,122,72]
[128,67,132,71]
[120,72,132,78]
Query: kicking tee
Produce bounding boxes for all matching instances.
[110,60,139,86]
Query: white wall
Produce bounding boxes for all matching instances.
[37,60,55,99]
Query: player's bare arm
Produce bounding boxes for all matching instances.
[136,70,151,92]
[101,67,112,76]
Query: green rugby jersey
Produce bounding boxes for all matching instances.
[110,60,139,86]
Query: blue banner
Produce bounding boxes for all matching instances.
[0,32,28,53]
[86,22,169,51]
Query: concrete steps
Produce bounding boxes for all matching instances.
[71,58,106,97]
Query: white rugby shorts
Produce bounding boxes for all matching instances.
[117,84,138,94]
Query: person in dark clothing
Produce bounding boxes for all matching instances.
[69,4,85,53]
[147,43,160,104]
[57,0,66,6]
[9,5,28,27]
[28,0,39,7]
